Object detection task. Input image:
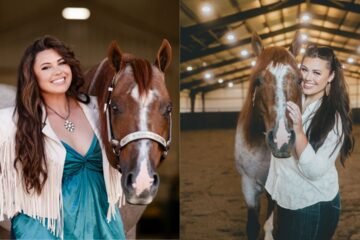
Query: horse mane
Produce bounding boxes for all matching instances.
[240,47,298,147]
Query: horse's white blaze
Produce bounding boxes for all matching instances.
[268,62,291,148]
[268,62,289,118]
[264,212,274,240]
[130,84,155,196]
[274,118,290,148]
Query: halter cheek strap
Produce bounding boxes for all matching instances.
[252,87,257,107]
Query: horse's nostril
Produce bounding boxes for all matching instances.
[126,172,133,188]
[153,173,160,187]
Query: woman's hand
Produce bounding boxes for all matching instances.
[287,101,308,159]
[287,101,303,135]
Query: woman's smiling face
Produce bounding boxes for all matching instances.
[33,48,72,97]
[300,57,334,100]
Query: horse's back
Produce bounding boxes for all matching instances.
[0,84,16,109]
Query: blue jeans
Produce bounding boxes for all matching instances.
[275,193,340,240]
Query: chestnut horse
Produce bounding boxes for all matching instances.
[83,39,172,237]
[234,32,302,240]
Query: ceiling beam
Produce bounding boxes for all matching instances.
[181,65,251,90]
[181,0,360,41]
[181,42,360,82]
[192,68,360,95]
[191,75,250,94]
[311,0,360,14]
[181,56,246,79]
[181,24,360,62]
[181,24,299,62]
[181,0,304,38]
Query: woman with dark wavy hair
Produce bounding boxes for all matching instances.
[0,36,125,239]
[265,45,354,240]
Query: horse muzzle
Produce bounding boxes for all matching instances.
[266,129,296,158]
[122,170,160,205]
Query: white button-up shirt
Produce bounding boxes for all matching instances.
[265,97,343,210]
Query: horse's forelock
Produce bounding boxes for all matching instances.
[256,47,298,73]
[123,57,153,97]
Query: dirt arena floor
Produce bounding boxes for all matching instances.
[180,125,360,240]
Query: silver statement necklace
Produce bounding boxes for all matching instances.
[46,98,75,132]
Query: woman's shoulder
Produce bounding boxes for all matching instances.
[0,107,17,140]
[0,107,16,124]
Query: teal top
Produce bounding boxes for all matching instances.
[11,135,125,239]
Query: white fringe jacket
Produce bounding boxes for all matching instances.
[0,96,124,236]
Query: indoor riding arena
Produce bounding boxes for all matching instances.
[180,1,360,240]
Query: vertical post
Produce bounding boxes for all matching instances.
[190,90,196,113]
[201,92,205,112]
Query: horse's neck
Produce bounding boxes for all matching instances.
[83,61,118,167]
[240,106,266,147]
[84,60,114,97]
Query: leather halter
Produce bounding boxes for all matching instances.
[103,69,172,165]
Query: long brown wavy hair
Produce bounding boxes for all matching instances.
[301,45,354,166]
[14,36,89,194]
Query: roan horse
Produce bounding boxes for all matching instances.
[83,39,172,237]
[234,32,302,240]
[0,40,172,238]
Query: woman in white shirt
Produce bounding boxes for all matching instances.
[265,45,354,240]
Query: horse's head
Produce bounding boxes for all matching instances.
[242,32,302,158]
[100,40,172,204]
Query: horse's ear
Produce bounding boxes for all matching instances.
[108,41,122,72]
[251,32,264,57]
[155,39,172,72]
[289,31,302,57]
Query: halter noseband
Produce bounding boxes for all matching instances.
[103,70,172,166]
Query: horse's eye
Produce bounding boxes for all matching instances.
[111,102,122,114]
[162,103,172,116]
[297,76,303,85]
[255,76,263,86]
[167,104,172,113]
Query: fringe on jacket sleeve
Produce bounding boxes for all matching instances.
[0,136,64,238]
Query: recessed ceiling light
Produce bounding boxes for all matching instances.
[347,57,354,64]
[228,82,234,88]
[241,50,249,57]
[301,14,311,22]
[251,60,256,66]
[226,33,235,42]
[301,34,308,41]
[62,7,90,20]
[201,3,213,15]
[301,33,308,41]
[186,66,193,71]
[218,78,224,83]
[204,72,212,79]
